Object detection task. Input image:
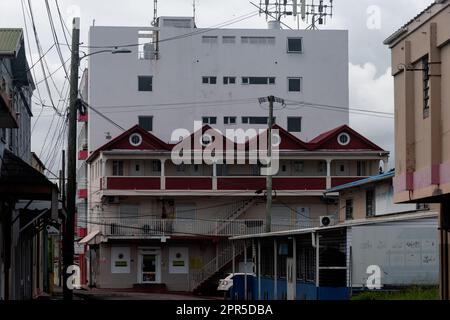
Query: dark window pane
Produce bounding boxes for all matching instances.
[210,117,217,124]
[249,77,269,85]
[210,77,217,84]
[139,116,153,131]
[229,77,236,84]
[223,77,228,84]
[287,117,302,132]
[288,78,301,92]
[202,77,209,84]
[288,38,303,52]
[138,76,153,91]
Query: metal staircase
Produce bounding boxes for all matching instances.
[214,197,259,234]
[189,241,246,293]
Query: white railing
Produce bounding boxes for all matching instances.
[189,241,246,292]
[98,218,265,237]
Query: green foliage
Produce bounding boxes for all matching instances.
[351,286,439,300]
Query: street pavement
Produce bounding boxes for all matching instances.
[72,288,221,300]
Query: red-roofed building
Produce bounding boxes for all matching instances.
[81,123,388,293]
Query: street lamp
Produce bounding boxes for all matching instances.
[80,48,132,60]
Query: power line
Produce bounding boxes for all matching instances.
[45,0,69,78]
[57,9,262,50]
[26,0,63,116]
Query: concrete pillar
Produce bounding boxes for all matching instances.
[160,159,166,190]
[326,159,332,189]
[212,162,217,190]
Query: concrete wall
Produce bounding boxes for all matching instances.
[94,240,215,291]
[389,3,450,201]
[87,21,349,151]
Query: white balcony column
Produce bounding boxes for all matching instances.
[383,158,389,173]
[160,159,166,190]
[212,162,218,190]
[326,159,332,189]
[101,157,107,189]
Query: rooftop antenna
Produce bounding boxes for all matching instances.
[193,0,197,25]
[152,0,158,26]
[253,0,334,30]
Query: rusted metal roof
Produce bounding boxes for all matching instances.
[0,28,23,57]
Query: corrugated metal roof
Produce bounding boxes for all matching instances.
[324,169,395,194]
[0,28,23,56]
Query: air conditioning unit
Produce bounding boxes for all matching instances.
[319,215,336,227]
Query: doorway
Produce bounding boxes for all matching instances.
[138,248,161,284]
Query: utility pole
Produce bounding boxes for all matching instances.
[63,17,80,301]
[258,95,284,233]
[266,96,274,233]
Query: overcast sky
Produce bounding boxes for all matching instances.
[0,0,434,173]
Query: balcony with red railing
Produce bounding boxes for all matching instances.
[331,177,368,188]
[106,176,161,190]
[78,150,88,160]
[166,177,213,190]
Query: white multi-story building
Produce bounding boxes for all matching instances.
[86,16,349,150]
[78,16,358,293]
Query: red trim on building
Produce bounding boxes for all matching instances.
[78,113,88,122]
[78,150,88,160]
[218,177,266,190]
[166,177,212,190]
[273,177,327,190]
[107,177,161,190]
[78,189,88,199]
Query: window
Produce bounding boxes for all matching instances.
[241,77,275,85]
[202,117,217,125]
[242,116,276,124]
[223,76,236,85]
[129,133,143,146]
[138,76,153,91]
[366,189,375,217]
[202,76,217,84]
[287,37,303,53]
[152,160,161,172]
[138,116,153,131]
[222,36,236,44]
[357,161,367,176]
[112,161,124,176]
[337,133,350,146]
[293,161,304,173]
[288,77,302,92]
[345,199,354,220]
[287,117,302,132]
[241,36,276,45]
[120,204,139,218]
[176,164,186,172]
[224,116,237,125]
[202,36,218,44]
[422,56,430,117]
[318,161,327,173]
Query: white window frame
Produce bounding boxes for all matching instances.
[287,37,303,53]
[287,77,302,93]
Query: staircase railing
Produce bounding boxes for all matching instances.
[189,241,246,292]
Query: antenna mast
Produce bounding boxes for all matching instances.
[254,0,334,29]
[193,0,196,25]
[152,0,158,26]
